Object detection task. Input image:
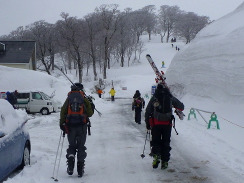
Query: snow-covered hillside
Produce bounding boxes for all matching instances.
[166,2,244,103]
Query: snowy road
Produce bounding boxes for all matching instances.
[4,99,243,183]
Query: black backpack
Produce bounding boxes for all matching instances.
[151,87,177,128]
[154,88,172,114]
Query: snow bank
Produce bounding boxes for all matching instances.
[0,99,28,134]
[166,2,244,103]
[0,65,70,103]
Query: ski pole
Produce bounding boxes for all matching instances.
[172,116,179,135]
[147,130,152,154]
[94,108,102,116]
[54,132,65,182]
[140,130,149,158]
[87,118,91,136]
[54,65,75,85]
[51,131,62,180]
[148,130,153,157]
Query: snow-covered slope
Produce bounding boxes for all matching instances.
[166,2,244,103]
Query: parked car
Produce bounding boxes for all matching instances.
[0,99,31,182]
[40,92,62,113]
[15,91,55,115]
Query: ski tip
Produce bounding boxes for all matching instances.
[146,54,151,57]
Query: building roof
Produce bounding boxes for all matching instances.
[0,41,35,64]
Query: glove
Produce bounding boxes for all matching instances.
[146,123,151,130]
[60,123,66,133]
[175,109,185,120]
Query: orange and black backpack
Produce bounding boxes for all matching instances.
[66,90,87,125]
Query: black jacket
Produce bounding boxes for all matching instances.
[145,92,184,126]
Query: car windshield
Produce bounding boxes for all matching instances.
[40,92,51,100]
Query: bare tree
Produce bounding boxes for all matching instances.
[175,12,210,43]
[130,10,148,43]
[158,5,182,42]
[126,46,133,66]
[27,20,54,75]
[7,26,28,40]
[141,5,157,40]
[113,11,135,67]
[95,4,120,79]
[84,13,102,81]
[46,24,57,71]
[137,41,145,61]
[56,13,87,82]
[58,52,68,74]
[156,15,167,43]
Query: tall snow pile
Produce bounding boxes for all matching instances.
[0,65,70,103]
[0,99,28,135]
[166,2,244,103]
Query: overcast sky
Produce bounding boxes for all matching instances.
[0,0,243,36]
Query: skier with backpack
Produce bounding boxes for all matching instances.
[145,84,184,169]
[132,90,145,124]
[59,83,94,177]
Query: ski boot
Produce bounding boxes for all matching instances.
[77,162,85,177]
[152,155,160,169]
[161,161,168,169]
[66,155,75,175]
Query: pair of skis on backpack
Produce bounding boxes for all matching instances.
[146,54,185,120]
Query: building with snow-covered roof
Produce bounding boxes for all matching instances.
[0,40,36,70]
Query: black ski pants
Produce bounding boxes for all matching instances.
[134,107,142,124]
[66,124,87,163]
[151,125,172,162]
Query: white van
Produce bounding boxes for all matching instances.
[40,92,62,113]
[15,91,55,115]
